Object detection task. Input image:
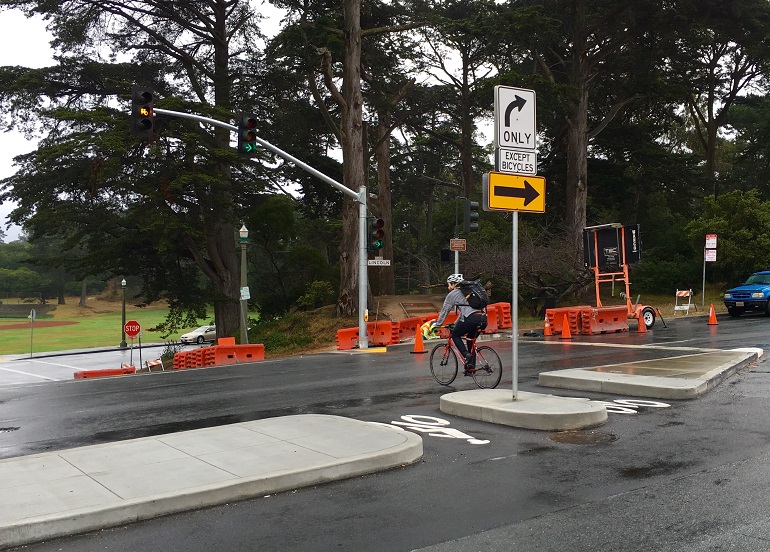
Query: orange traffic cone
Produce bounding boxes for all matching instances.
[559,314,572,339]
[543,315,552,336]
[708,304,718,325]
[411,329,427,354]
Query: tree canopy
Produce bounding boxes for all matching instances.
[2,0,770,328]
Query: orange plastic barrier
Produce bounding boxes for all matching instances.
[398,317,423,341]
[484,305,499,333]
[74,366,136,379]
[580,306,629,334]
[213,346,237,365]
[203,348,216,367]
[218,337,236,345]
[173,351,188,369]
[213,344,265,365]
[489,302,512,329]
[546,306,590,336]
[390,322,401,344]
[336,328,359,350]
[367,321,393,346]
[187,348,204,369]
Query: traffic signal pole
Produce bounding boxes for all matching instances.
[151,107,370,349]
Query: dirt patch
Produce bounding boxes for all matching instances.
[0,321,79,331]
[370,295,446,321]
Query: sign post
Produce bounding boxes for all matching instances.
[28,309,35,358]
[703,234,717,309]
[492,85,543,401]
[124,320,140,367]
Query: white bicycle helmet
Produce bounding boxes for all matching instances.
[446,273,464,284]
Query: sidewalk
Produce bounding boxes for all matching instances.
[0,414,422,550]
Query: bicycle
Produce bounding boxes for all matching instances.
[429,326,503,388]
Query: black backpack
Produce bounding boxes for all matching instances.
[458,279,489,310]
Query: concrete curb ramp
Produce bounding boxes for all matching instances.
[0,414,423,550]
[440,390,608,431]
[538,348,761,400]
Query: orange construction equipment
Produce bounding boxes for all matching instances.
[636,315,647,333]
[543,314,552,336]
[708,304,718,325]
[559,314,572,339]
[411,329,426,354]
[583,223,657,333]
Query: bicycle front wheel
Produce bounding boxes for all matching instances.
[430,343,459,385]
[472,346,503,389]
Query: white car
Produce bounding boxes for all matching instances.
[180,325,216,344]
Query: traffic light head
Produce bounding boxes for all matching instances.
[464,200,480,233]
[130,85,155,139]
[237,112,258,156]
[370,218,385,251]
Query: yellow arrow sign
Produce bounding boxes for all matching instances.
[485,172,546,213]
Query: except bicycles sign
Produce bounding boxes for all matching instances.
[124,320,141,338]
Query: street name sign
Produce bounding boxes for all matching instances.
[367,259,391,266]
[483,172,546,213]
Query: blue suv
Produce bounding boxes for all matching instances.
[723,269,770,317]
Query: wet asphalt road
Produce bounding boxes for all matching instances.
[3,314,770,551]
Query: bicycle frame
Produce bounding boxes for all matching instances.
[429,328,502,389]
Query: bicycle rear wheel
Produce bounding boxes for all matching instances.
[430,343,459,385]
[472,346,502,389]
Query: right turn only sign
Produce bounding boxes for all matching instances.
[484,172,546,213]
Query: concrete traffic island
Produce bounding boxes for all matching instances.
[0,414,423,550]
[440,389,608,431]
[538,348,762,400]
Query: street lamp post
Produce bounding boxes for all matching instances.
[119,278,127,348]
[239,225,249,345]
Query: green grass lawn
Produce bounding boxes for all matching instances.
[0,303,201,356]
[0,287,729,357]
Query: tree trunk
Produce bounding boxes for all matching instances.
[79,279,87,307]
[188,1,240,337]
[336,0,366,316]
[564,0,590,257]
[565,91,589,254]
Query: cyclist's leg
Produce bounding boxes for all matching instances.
[465,314,488,359]
[451,322,471,359]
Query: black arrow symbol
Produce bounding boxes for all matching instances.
[494,180,540,206]
[504,95,527,126]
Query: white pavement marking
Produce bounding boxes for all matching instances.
[23,359,81,369]
[0,366,58,380]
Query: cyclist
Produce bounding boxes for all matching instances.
[433,273,488,375]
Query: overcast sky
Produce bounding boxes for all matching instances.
[0,10,53,241]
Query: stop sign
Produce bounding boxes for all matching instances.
[124,320,141,338]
